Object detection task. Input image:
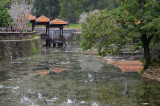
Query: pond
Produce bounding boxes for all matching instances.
[0,42,160,106]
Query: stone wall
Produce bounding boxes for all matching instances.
[0,32,35,40]
[0,32,41,60]
[34,28,77,38]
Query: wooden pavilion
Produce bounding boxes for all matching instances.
[28,15,68,47]
[49,19,68,47]
[35,15,50,36]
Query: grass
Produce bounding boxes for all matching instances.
[27,23,82,29]
[27,23,45,28]
[31,40,37,54]
[27,23,32,27]
[64,24,82,29]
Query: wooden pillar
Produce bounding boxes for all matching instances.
[46,38,51,47]
[32,23,35,31]
[46,25,48,35]
[62,27,65,45]
[46,25,50,47]
[48,26,50,36]
[62,27,64,36]
[59,27,61,36]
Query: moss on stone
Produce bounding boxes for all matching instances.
[0,42,5,60]
[0,35,41,60]
[31,40,37,54]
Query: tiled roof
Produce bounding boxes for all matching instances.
[36,16,50,22]
[28,14,36,20]
[50,19,68,25]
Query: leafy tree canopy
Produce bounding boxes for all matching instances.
[58,0,118,23]
[34,0,60,20]
[0,0,12,8]
[0,2,10,27]
[81,0,160,68]
[31,0,118,23]
[59,0,87,23]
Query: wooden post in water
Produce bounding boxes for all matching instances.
[46,25,51,47]
[46,25,48,35]
[32,22,35,31]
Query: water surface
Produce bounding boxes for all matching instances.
[0,44,160,106]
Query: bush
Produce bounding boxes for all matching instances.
[0,2,10,27]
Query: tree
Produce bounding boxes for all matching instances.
[8,0,34,32]
[66,0,69,22]
[78,9,99,24]
[34,0,60,19]
[81,9,122,55]
[94,0,97,9]
[0,2,10,27]
[59,0,118,23]
[83,0,118,12]
[81,0,160,69]
[48,0,51,18]
[119,0,160,68]
[32,0,118,23]
[59,0,87,23]
[0,0,12,8]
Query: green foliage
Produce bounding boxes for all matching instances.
[34,0,60,19]
[119,0,160,41]
[31,41,37,54]
[33,0,118,23]
[81,9,124,56]
[83,0,118,11]
[58,0,118,23]
[120,0,160,68]
[81,0,160,67]
[0,2,10,27]
[64,24,81,29]
[0,0,12,8]
[58,0,87,23]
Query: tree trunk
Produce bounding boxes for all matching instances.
[144,41,151,69]
[139,0,151,69]
[48,0,51,19]
[139,0,144,11]
[40,3,43,15]
[94,0,97,9]
[66,0,69,23]
[142,34,151,69]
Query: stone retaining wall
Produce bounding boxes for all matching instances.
[0,32,34,40]
[0,32,41,60]
[34,28,77,37]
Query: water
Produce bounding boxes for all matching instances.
[0,43,160,106]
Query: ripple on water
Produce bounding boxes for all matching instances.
[0,44,160,106]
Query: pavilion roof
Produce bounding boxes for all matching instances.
[50,19,68,25]
[28,14,36,21]
[36,15,50,22]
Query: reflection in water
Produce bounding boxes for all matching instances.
[0,43,160,106]
[79,55,103,72]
